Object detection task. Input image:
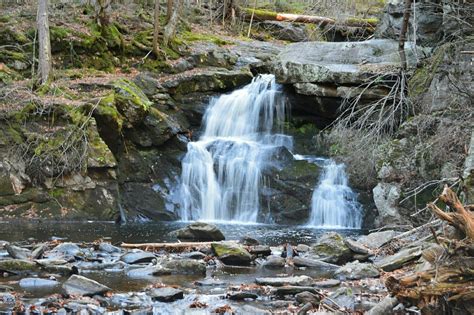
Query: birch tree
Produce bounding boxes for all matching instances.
[37,0,52,85]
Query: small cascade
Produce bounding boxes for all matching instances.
[307,160,363,228]
[179,74,288,223]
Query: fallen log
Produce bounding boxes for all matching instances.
[121,241,237,252]
[239,8,377,28]
[427,185,474,240]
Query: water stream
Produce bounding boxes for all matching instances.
[179,74,362,228]
[179,74,287,222]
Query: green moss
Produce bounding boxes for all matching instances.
[409,44,450,97]
[114,78,151,111]
[242,8,278,20]
[95,93,124,131]
[345,17,378,27]
[180,31,232,46]
[49,188,65,198]
[50,26,71,40]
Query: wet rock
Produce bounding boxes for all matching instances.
[293,256,339,271]
[120,251,156,264]
[276,286,318,296]
[181,251,207,260]
[323,287,355,311]
[228,291,258,300]
[258,21,308,42]
[174,222,225,241]
[0,292,15,304]
[344,239,371,255]
[149,287,184,302]
[0,259,37,271]
[98,243,121,254]
[311,232,352,264]
[335,261,380,280]
[51,243,83,257]
[357,230,399,250]
[0,285,14,292]
[19,278,59,289]
[211,242,252,266]
[295,291,320,305]
[366,296,398,315]
[249,245,272,257]
[313,279,341,288]
[376,246,422,271]
[240,305,271,314]
[195,278,226,286]
[262,255,286,269]
[5,244,31,260]
[62,275,111,296]
[239,236,259,246]
[255,275,313,287]
[162,259,206,275]
[127,266,169,278]
[296,244,310,253]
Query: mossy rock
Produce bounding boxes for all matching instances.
[311,232,352,264]
[113,78,152,126]
[0,259,38,272]
[211,242,253,266]
[86,118,117,168]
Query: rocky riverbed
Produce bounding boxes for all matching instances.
[0,221,459,315]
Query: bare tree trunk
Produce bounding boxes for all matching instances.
[399,0,412,70]
[152,0,161,56]
[97,0,111,26]
[166,0,173,22]
[37,0,52,85]
[163,0,180,47]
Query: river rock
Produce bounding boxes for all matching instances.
[98,243,121,254]
[255,275,313,287]
[262,255,286,269]
[149,287,184,302]
[323,287,355,311]
[311,232,352,264]
[174,222,225,241]
[5,244,31,260]
[258,21,308,42]
[376,246,422,271]
[19,278,59,289]
[162,259,206,275]
[228,291,258,300]
[211,242,252,266]
[239,236,259,246]
[181,251,207,260]
[120,250,156,264]
[313,279,341,288]
[296,244,310,253]
[249,245,272,257]
[195,278,226,286]
[293,256,339,271]
[0,259,37,271]
[357,230,399,249]
[51,243,83,257]
[344,239,371,255]
[366,296,399,315]
[62,275,111,296]
[335,261,380,280]
[276,286,318,296]
[295,291,320,305]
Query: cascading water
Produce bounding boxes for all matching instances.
[307,160,363,228]
[179,74,288,223]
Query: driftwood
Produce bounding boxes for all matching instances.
[428,185,474,240]
[239,8,377,28]
[121,241,237,252]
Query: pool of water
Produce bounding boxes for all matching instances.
[0,221,363,245]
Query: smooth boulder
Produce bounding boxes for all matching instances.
[62,275,111,296]
[310,232,352,264]
[174,222,225,241]
[150,287,184,302]
[335,261,380,280]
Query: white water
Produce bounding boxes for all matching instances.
[307,160,363,229]
[179,74,288,222]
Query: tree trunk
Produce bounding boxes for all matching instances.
[398,0,412,70]
[152,0,161,56]
[37,0,52,85]
[166,0,173,22]
[96,0,111,27]
[163,0,180,47]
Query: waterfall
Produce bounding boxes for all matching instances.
[179,74,287,223]
[307,160,363,229]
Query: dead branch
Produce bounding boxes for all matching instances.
[427,185,474,240]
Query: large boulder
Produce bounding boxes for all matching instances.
[335,261,380,280]
[372,183,403,226]
[257,21,308,42]
[211,242,252,266]
[174,222,225,241]
[376,246,422,271]
[357,230,399,250]
[310,232,352,264]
